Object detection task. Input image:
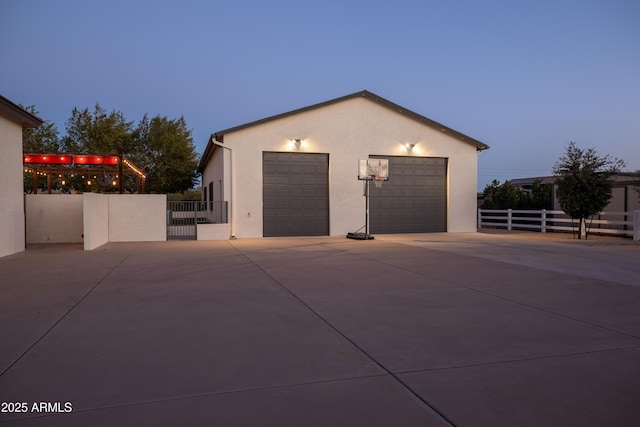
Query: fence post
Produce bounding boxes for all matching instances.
[507,209,512,231]
[194,201,198,239]
[634,211,640,241]
[541,209,546,233]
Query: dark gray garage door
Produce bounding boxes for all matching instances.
[369,156,447,233]
[263,152,329,237]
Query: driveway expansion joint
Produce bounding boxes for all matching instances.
[228,240,458,427]
[0,243,139,379]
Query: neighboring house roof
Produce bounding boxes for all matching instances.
[510,173,639,187]
[509,176,557,186]
[198,90,489,173]
[0,94,43,128]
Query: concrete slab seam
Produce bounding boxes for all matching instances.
[347,245,640,341]
[0,373,392,424]
[0,243,141,379]
[392,345,640,376]
[226,240,459,427]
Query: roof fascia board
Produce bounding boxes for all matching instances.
[197,134,227,173]
[0,95,44,128]
[212,90,489,150]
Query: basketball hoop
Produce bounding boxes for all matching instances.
[349,158,390,241]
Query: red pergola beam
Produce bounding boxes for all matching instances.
[23,154,119,166]
[23,154,72,165]
[72,155,119,165]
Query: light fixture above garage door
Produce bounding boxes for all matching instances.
[290,139,304,150]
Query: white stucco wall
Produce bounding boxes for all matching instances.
[107,194,167,242]
[197,223,231,240]
[208,144,227,202]
[25,194,84,243]
[201,143,233,227]
[24,193,167,250]
[83,193,110,250]
[0,115,26,257]
[216,97,479,238]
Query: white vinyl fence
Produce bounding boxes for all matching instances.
[478,209,640,241]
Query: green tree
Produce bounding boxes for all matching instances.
[21,105,60,152]
[529,179,553,209]
[552,142,624,239]
[61,104,133,154]
[482,180,519,209]
[24,103,199,194]
[20,105,60,192]
[132,115,199,193]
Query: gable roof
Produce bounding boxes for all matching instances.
[198,90,489,172]
[0,94,44,128]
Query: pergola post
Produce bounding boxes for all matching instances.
[118,146,124,194]
[32,168,38,194]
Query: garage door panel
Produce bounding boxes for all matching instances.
[369,156,447,234]
[263,152,329,237]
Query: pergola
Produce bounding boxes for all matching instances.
[23,150,146,194]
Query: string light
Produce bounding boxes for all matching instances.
[123,159,146,178]
[23,153,146,193]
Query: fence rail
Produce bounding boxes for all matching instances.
[478,209,640,240]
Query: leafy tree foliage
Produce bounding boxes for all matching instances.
[60,104,133,154]
[22,104,200,194]
[21,105,61,192]
[482,179,552,210]
[529,179,553,209]
[21,105,60,152]
[552,142,624,239]
[131,115,199,193]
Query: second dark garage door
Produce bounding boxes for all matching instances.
[369,156,447,233]
[263,152,329,237]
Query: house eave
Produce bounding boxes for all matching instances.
[197,90,490,171]
[0,95,44,128]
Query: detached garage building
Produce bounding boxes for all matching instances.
[197,90,488,239]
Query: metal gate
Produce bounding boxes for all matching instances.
[167,201,201,240]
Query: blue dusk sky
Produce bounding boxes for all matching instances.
[2,0,638,190]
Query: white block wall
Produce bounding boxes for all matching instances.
[25,194,84,243]
[83,193,109,250]
[197,223,231,240]
[23,193,167,250]
[0,116,26,257]
[107,194,167,243]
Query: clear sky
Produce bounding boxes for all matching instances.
[2,0,638,190]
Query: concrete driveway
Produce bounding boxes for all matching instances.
[1,232,639,426]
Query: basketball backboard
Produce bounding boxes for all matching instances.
[358,158,389,181]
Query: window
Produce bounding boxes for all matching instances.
[209,182,214,210]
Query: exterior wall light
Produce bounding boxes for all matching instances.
[290,139,304,150]
[405,143,416,154]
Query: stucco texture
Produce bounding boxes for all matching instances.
[202,96,481,238]
[0,115,26,257]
